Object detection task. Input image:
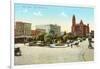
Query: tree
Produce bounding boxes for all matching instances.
[37,33,46,41]
[63,35,68,43]
[44,33,53,44]
[62,31,68,43]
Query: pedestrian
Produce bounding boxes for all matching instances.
[71,44,73,48]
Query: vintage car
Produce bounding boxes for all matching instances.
[14,47,22,56]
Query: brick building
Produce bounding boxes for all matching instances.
[31,29,45,39]
[71,15,89,36]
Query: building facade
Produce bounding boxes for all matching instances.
[31,29,46,39]
[71,15,90,36]
[15,21,32,43]
[36,24,61,35]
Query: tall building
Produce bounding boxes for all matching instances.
[15,21,32,43]
[36,24,61,35]
[71,15,89,36]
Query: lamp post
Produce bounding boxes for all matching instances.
[24,25,26,45]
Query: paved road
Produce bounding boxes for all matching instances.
[14,39,94,65]
[79,39,94,61]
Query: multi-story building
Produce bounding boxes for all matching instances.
[36,24,61,35]
[15,21,32,43]
[71,15,90,36]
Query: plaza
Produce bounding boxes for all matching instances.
[14,39,94,65]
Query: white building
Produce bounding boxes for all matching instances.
[36,24,61,35]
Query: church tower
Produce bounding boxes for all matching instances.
[72,15,76,25]
[72,15,76,33]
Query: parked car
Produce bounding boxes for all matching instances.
[82,37,86,41]
[73,40,80,46]
[77,38,83,42]
[49,44,68,48]
[36,41,45,46]
[14,47,22,56]
[29,41,36,46]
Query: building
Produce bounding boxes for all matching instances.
[31,29,45,39]
[15,21,32,43]
[36,24,61,35]
[71,15,90,36]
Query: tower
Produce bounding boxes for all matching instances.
[72,15,76,25]
[80,20,83,25]
[72,15,76,33]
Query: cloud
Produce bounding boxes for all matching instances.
[33,11,42,16]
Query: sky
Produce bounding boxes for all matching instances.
[15,3,94,32]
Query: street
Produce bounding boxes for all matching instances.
[14,39,94,65]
